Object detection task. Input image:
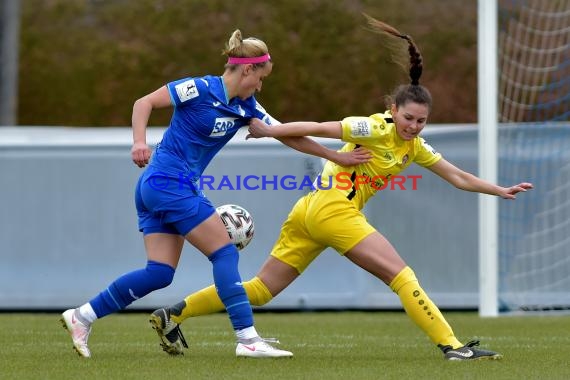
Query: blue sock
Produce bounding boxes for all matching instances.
[89,260,175,318]
[209,244,254,330]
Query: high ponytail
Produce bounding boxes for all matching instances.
[405,36,423,85]
[363,14,432,109]
[363,14,424,86]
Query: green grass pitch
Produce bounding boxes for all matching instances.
[2,311,570,379]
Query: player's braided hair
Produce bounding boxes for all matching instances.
[363,14,432,109]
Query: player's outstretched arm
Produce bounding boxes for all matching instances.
[428,158,533,199]
[277,137,371,166]
[248,118,371,166]
[247,118,343,139]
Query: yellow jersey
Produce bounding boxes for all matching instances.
[317,111,442,210]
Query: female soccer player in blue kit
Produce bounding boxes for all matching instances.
[60,29,368,359]
[149,17,533,361]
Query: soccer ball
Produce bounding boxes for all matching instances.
[216,204,255,251]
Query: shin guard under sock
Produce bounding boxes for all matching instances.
[207,244,254,330]
[171,276,273,324]
[89,260,175,318]
[390,266,462,348]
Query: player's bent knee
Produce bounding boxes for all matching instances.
[146,260,176,289]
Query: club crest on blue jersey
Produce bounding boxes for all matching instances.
[211,117,238,137]
[174,79,200,102]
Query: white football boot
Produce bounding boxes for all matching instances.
[60,309,92,358]
[236,339,293,358]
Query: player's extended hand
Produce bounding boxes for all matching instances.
[332,146,373,166]
[246,118,272,139]
[131,142,151,168]
[499,182,534,199]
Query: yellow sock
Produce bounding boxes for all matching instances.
[389,266,462,348]
[170,276,273,324]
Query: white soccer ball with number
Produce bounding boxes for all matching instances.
[216,204,255,251]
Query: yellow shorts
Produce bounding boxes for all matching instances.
[270,189,376,274]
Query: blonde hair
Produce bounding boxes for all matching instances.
[223,29,270,69]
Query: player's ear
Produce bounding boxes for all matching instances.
[390,103,397,115]
[242,64,254,76]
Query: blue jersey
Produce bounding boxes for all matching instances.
[150,75,276,180]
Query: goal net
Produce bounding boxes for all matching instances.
[497,0,570,313]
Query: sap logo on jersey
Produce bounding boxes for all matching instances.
[211,117,238,137]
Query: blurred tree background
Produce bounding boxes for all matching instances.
[18,0,477,126]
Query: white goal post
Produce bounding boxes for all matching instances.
[479,0,570,316]
[478,0,499,317]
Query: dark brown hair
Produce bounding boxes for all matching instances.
[364,14,432,110]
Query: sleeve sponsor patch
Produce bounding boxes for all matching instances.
[350,119,372,137]
[255,100,280,125]
[255,101,267,114]
[174,79,199,103]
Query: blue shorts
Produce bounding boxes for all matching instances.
[135,168,216,236]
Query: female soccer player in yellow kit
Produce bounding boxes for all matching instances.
[149,16,533,360]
